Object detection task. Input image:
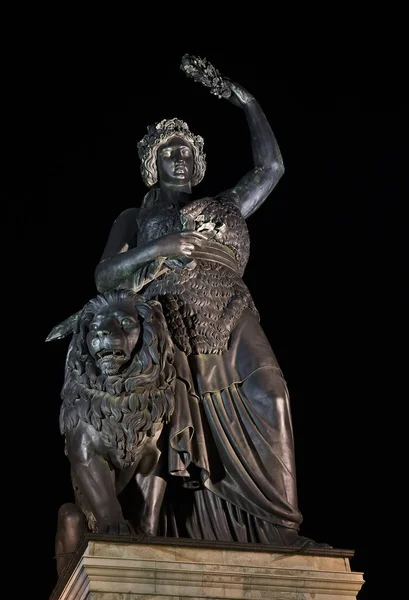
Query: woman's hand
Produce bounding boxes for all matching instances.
[149,230,207,259]
[180,54,254,107]
[226,81,255,108]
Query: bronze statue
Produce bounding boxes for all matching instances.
[54,289,176,574]
[52,54,329,576]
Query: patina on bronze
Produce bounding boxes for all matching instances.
[52,54,329,576]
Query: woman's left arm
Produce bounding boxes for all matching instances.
[224,82,285,219]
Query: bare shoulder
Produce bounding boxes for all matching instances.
[100,207,139,261]
[215,189,244,212]
[215,189,239,202]
[113,207,139,225]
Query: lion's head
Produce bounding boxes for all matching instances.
[60,289,176,469]
[86,293,142,376]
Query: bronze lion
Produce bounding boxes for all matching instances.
[54,289,175,574]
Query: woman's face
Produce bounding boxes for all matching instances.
[157,136,194,187]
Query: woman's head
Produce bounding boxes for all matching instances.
[138,118,206,188]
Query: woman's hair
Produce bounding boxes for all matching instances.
[137,118,206,188]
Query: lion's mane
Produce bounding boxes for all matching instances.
[60,289,176,470]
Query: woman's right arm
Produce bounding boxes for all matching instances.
[95,208,156,293]
[94,208,205,293]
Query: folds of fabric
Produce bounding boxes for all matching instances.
[165,309,302,533]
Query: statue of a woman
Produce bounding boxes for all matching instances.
[89,55,325,548]
[53,58,328,575]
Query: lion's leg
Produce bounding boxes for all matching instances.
[55,503,86,577]
[135,426,168,536]
[135,470,167,535]
[65,423,131,534]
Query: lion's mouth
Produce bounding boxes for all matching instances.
[97,349,127,361]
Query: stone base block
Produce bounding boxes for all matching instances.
[51,535,364,600]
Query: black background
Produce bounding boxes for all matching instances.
[11,46,407,599]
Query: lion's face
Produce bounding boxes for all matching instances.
[61,290,176,467]
[86,300,141,375]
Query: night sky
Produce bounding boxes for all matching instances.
[13,47,407,599]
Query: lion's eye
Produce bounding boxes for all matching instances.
[121,317,135,327]
[90,323,99,331]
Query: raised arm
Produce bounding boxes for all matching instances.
[224,82,285,219]
[180,55,284,219]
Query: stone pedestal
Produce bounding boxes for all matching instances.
[50,535,364,599]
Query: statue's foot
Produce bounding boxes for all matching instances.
[290,535,332,549]
[98,520,135,536]
[276,526,332,549]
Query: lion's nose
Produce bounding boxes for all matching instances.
[97,317,118,336]
[98,329,111,337]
